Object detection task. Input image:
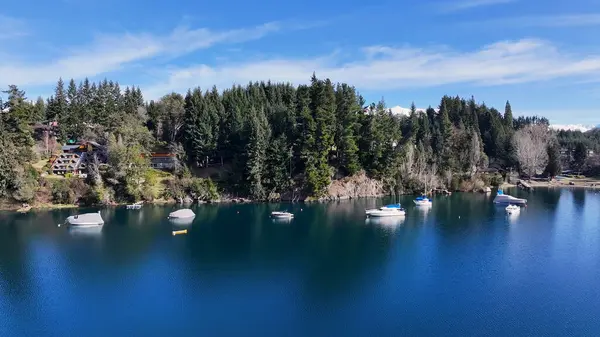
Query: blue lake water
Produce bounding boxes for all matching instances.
[1,188,599,336]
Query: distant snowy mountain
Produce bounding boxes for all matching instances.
[387,105,431,116]
[549,124,597,132]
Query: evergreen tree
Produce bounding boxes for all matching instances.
[504,100,514,129]
[246,106,270,199]
[305,75,336,196]
[334,83,360,175]
[545,141,561,178]
[573,142,588,172]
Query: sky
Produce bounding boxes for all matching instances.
[1,0,600,126]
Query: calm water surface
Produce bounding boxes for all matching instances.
[1,188,600,336]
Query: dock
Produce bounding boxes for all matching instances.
[517,180,534,191]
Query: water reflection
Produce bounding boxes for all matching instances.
[572,189,586,211]
[415,204,432,219]
[68,225,104,237]
[271,217,293,224]
[365,216,405,231]
[169,217,196,227]
[506,212,520,225]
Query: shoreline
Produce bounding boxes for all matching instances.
[4,182,600,213]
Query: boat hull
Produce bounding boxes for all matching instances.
[494,196,527,205]
[366,210,406,217]
[413,200,432,206]
[68,223,104,228]
[271,212,294,219]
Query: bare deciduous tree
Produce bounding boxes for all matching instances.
[513,124,550,178]
[468,131,481,176]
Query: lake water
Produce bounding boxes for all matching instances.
[1,188,600,336]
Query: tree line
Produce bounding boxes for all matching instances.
[1,74,596,205]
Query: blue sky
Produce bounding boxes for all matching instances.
[1,0,600,125]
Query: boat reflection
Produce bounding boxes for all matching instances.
[68,225,104,237]
[507,212,520,224]
[271,217,293,224]
[365,216,405,230]
[169,217,195,227]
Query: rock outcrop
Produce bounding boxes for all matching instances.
[323,171,385,201]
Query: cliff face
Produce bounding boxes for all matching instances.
[322,172,386,201]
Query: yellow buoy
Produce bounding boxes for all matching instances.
[172,229,188,236]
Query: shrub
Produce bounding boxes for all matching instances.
[480,174,491,186]
[189,178,219,201]
[163,177,219,201]
[490,174,504,187]
[69,178,91,201]
[450,176,461,191]
[459,180,475,192]
[52,180,75,204]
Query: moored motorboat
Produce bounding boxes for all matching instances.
[168,209,196,219]
[65,211,104,227]
[271,211,294,219]
[413,196,432,207]
[366,204,406,217]
[505,204,520,215]
[126,201,143,210]
[494,189,527,205]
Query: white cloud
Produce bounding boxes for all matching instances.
[439,0,516,12]
[0,15,28,40]
[142,39,600,99]
[0,22,281,87]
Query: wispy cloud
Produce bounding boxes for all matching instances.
[480,14,600,28]
[142,39,600,99]
[0,22,283,87]
[0,15,29,40]
[440,0,517,12]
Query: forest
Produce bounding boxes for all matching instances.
[1,74,599,207]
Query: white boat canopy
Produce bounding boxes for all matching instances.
[66,212,104,226]
[169,209,196,219]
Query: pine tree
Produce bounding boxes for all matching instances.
[246,106,270,199]
[545,141,561,178]
[334,83,360,175]
[32,97,45,122]
[438,101,453,169]
[306,75,336,196]
[46,78,68,125]
[265,134,292,194]
[504,101,514,130]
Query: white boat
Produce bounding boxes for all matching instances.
[413,196,432,207]
[168,209,196,219]
[505,204,520,215]
[65,211,104,227]
[126,201,143,210]
[366,204,406,217]
[493,189,527,205]
[271,211,294,219]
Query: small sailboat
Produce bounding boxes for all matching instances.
[413,195,432,207]
[366,204,406,217]
[271,211,294,219]
[505,204,520,215]
[494,189,527,205]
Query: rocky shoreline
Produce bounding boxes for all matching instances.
[4,175,599,213]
